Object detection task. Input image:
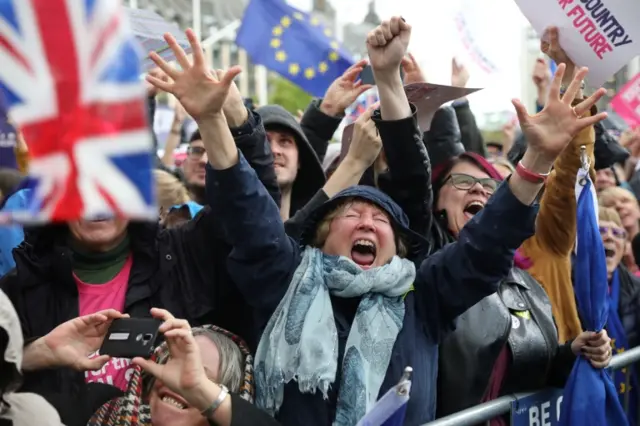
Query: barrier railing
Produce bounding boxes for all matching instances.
[423,345,640,426]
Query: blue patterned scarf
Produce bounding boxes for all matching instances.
[254,246,416,425]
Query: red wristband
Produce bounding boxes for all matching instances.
[516,161,550,184]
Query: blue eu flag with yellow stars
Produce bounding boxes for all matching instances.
[235,0,354,97]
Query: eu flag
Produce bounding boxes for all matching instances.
[236,0,354,97]
[559,166,628,426]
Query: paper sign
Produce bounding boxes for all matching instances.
[340,83,481,157]
[610,72,640,127]
[513,0,640,87]
[405,83,481,132]
[125,7,192,71]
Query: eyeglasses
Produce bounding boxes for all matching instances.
[187,146,206,159]
[599,225,627,240]
[445,173,500,194]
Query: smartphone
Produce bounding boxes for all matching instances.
[100,318,163,359]
[359,64,404,86]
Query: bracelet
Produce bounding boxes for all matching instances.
[516,161,550,184]
[201,384,229,418]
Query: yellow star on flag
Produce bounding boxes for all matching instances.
[289,63,300,76]
[270,39,281,48]
[328,51,339,62]
[324,28,332,37]
[330,41,339,50]
[281,16,291,27]
[293,12,304,20]
[275,50,287,62]
[310,17,320,26]
[305,67,316,79]
[272,26,283,36]
[318,62,328,74]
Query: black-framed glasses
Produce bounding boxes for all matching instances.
[599,225,627,240]
[187,146,206,158]
[445,173,500,194]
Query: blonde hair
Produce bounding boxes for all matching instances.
[598,186,637,207]
[312,197,408,258]
[489,157,515,174]
[599,206,622,227]
[153,169,190,212]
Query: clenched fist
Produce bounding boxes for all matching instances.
[366,17,411,76]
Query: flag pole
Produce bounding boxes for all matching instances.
[192,0,202,40]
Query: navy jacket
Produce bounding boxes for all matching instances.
[208,152,538,425]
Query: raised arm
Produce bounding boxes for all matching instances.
[146,30,298,318]
[415,62,608,336]
[299,59,372,161]
[366,18,433,243]
[522,27,596,256]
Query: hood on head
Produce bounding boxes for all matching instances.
[299,185,430,259]
[423,106,465,171]
[257,105,326,214]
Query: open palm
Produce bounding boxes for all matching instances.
[146,29,241,121]
[43,309,126,371]
[513,64,607,164]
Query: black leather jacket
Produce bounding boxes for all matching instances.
[437,268,576,417]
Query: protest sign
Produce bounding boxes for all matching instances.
[610,72,640,127]
[511,389,564,426]
[340,83,481,156]
[514,0,640,87]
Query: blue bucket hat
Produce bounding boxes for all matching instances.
[300,185,430,259]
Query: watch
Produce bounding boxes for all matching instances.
[516,161,550,184]
[201,384,229,418]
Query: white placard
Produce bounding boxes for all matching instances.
[514,0,640,87]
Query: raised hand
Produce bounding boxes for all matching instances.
[512,64,607,165]
[320,59,373,117]
[345,104,383,169]
[133,308,207,402]
[146,29,241,122]
[541,26,575,86]
[42,309,128,371]
[532,58,552,90]
[451,58,470,88]
[401,53,426,85]
[366,17,411,76]
[146,68,168,97]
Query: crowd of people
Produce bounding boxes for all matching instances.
[0,13,638,426]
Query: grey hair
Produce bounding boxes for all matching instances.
[200,330,244,392]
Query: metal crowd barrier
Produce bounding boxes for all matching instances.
[422,345,640,426]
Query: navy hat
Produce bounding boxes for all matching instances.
[300,185,430,259]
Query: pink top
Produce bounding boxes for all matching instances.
[74,257,134,391]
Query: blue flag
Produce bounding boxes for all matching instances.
[235,0,354,97]
[559,167,627,426]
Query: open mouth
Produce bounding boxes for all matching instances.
[351,239,377,268]
[160,392,189,410]
[604,247,616,258]
[463,201,485,219]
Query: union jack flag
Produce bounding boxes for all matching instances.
[344,87,379,126]
[0,0,155,223]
